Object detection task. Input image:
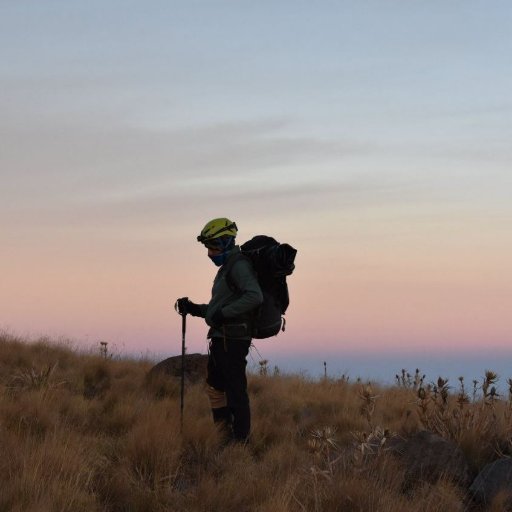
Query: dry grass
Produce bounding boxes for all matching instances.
[1,332,511,511]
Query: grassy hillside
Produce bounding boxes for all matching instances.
[0,333,511,511]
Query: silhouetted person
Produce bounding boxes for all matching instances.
[177,218,262,443]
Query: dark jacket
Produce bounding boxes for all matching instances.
[197,246,263,340]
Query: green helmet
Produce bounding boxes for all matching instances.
[197,218,238,245]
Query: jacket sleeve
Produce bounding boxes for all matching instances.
[221,258,263,319]
[196,304,208,318]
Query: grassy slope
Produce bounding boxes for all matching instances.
[0,333,510,512]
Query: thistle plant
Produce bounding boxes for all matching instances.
[432,377,450,408]
[309,427,339,456]
[338,374,350,384]
[99,341,109,359]
[472,379,479,403]
[482,371,499,403]
[396,369,412,388]
[456,376,470,410]
[413,368,425,391]
[396,368,425,390]
[416,384,432,415]
[308,427,340,478]
[416,377,451,435]
[352,426,390,459]
[359,383,379,428]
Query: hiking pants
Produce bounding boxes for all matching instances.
[206,337,251,441]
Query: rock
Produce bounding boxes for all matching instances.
[470,458,512,506]
[389,430,471,488]
[147,353,208,384]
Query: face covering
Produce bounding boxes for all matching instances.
[209,252,228,267]
[207,236,234,266]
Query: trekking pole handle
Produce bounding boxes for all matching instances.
[174,298,188,317]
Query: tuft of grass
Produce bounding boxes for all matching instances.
[83,360,112,399]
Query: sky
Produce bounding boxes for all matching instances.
[1,1,511,385]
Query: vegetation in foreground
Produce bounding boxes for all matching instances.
[1,332,511,512]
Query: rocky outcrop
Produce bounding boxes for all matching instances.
[470,458,512,506]
[147,353,208,384]
[388,430,471,488]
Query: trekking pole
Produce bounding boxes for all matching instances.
[174,299,187,433]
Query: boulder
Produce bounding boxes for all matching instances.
[388,430,471,488]
[147,353,208,384]
[470,458,512,506]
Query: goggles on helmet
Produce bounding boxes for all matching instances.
[197,222,238,244]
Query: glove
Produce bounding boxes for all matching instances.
[175,297,189,315]
[176,297,202,317]
[211,308,225,326]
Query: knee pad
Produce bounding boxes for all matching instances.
[206,385,227,409]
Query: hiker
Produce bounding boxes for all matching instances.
[176,218,263,443]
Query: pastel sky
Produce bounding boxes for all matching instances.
[1,1,511,382]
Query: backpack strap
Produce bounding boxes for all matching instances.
[223,252,252,293]
[222,252,259,336]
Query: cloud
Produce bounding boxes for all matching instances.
[1,108,375,206]
[3,91,510,242]
[2,115,368,178]
[5,173,447,235]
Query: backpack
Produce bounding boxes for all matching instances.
[225,235,297,339]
